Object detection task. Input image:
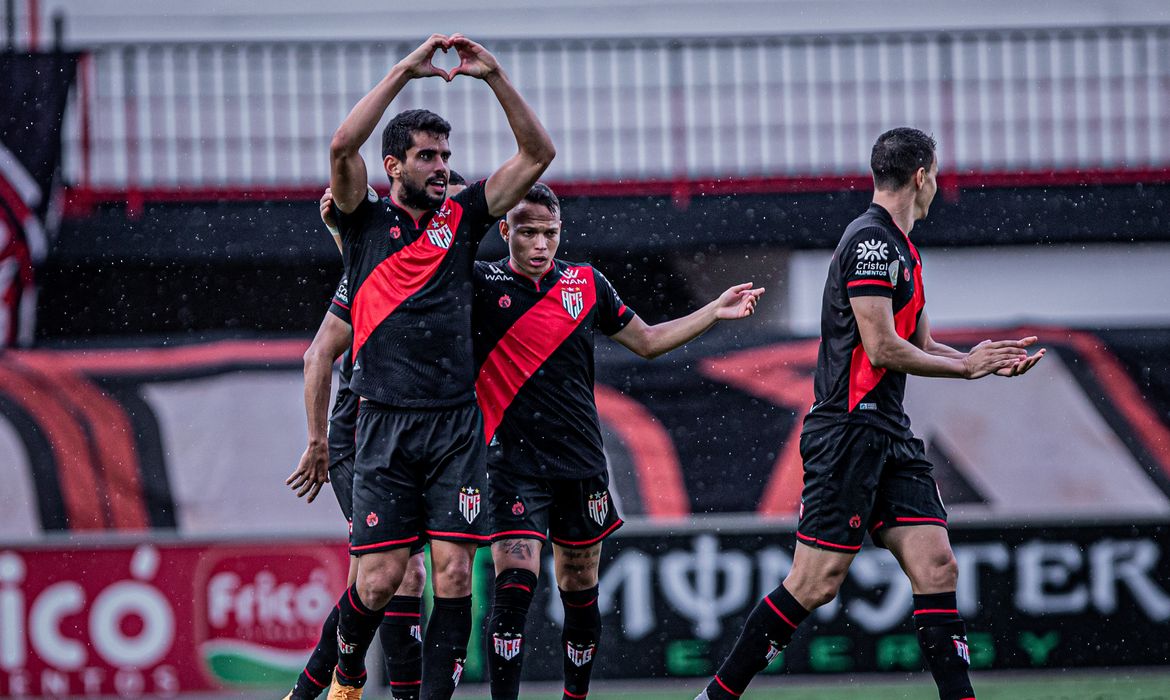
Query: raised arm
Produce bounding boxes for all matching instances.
[852,296,1039,379]
[286,312,353,502]
[448,35,555,217]
[330,34,452,214]
[613,283,764,360]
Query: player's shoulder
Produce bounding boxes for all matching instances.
[451,179,488,206]
[558,259,599,280]
[474,258,511,282]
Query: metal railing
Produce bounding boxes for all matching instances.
[64,26,1170,189]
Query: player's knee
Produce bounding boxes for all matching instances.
[357,565,400,608]
[784,564,847,609]
[926,551,959,591]
[432,554,473,596]
[557,562,598,591]
[395,554,427,597]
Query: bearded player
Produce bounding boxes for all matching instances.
[324,33,554,700]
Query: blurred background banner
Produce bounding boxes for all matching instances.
[0,0,1168,696]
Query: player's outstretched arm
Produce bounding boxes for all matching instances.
[852,296,1038,379]
[330,34,452,214]
[911,310,1047,377]
[613,283,764,360]
[448,34,556,216]
[287,312,353,502]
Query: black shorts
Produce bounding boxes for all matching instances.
[487,468,623,549]
[331,452,424,556]
[796,423,947,553]
[350,401,489,555]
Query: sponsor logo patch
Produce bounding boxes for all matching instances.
[389,225,401,239]
[499,294,512,308]
[366,512,379,527]
[459,487,482,524]
[856,239,889,261]
[849,514,862,529]
[512,500,525,516]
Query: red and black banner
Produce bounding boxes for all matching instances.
[0,51,79,346]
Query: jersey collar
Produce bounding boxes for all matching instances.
[503,257,560,291]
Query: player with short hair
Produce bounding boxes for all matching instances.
[476,183,765,700]
[324,33,554,700]
[281,171,469,700]
[697,127,1044,700]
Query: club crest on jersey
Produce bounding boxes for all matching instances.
[562,288,585,319]
[587,491,609,526]
[427,222,454,249]
[856,239,889,261]
[493,632,523,660]
[459,486,481,523]
[566,641,595,667]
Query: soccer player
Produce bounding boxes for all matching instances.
[696,128,1045,700]
[476,183,764,700]
[282,170,469,700]
[325,34,554,700]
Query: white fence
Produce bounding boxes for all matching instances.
[65,26,1170,189]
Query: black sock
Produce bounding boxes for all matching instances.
[706,584,809,700]
[334,584,385,688]
[914,592,976,700]
[381,595,424,700]
[421,594,472,699]
[560,586,601,700]
[289,603,339,699]
[488,569,539,700]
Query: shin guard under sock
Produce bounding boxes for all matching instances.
[289,603,340,699]
[334,584,385,688]
[421,594,472,700]
[380,595,424,700]
[560,586,602,700]
[706,584,810,699]
[914,592,976,700]
[487,568,539,700]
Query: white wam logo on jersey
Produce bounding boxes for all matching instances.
[856,238,889,261]
[427,223,454,249]
[562,288,584,319]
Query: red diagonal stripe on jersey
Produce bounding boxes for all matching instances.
[848,258,925,411]
[476,267,596,443]
[351,200,464,359]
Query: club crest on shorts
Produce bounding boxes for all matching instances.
[587,491,609,526]
[459,486,481,523]
[561,288,584,319]
[427,222,454,249]
[493,632,523,660]
[366,512,379,527]
[566,641,595,667]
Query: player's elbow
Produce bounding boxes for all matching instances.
[303,343,333,372]
[524,140,556,170]
[329,129,359,159]
[863,338,897,369]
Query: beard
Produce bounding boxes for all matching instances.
[398,174,446,211]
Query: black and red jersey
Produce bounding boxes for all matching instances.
[325,276,358,464]
[802,203,925,439]
[472,258,636,479]
[333,181,496,407]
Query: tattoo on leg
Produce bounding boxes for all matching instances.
[505,540,532,559]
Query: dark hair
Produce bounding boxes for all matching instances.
[870,127,936,190]
[520,182,559,216]
[381,109,451,160]
[448,169,466,186]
